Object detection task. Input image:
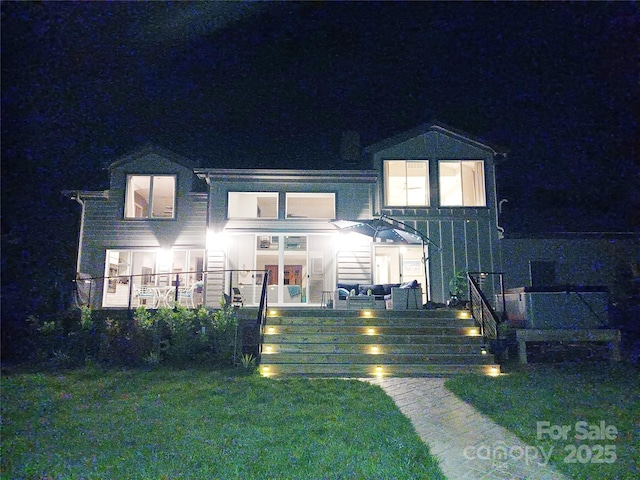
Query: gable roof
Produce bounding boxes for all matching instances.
[364,122,507,157]
[107,143,198,171]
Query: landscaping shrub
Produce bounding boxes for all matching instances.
[23,303,239,368]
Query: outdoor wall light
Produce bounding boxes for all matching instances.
[206,230,227,250]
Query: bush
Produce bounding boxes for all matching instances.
[24,304,239,368]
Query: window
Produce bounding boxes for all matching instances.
[228,192,278,219]
[125,175,176,219]
[384,160,430,206]
[285,193,335,219]
[439,161,486,207]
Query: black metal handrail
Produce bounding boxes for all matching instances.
[256,271,270,364]
[73,268,266,310]
[467,272,504,341]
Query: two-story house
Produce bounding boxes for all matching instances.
[64,123,504,310]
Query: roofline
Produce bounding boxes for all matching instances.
[107,144,197,170]
[195,168,378,183]
[364,122,507,157]
[62,190,109,200]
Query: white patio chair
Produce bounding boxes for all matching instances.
[177,284,196,308]
[134,284,158,308]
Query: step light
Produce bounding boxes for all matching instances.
[457,311,471,319]
[481,347,487,355]
[370,346,380,355]
[465,327,480,336]
[261,366,271,377]
[268,309,278,317]
[485,365,500,377]
[375,366,384,378]
[266,326,277,335]
[361,310,373,317]
[264,345,274,354]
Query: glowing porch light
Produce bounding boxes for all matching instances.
[157,248,173,268]
[206,230,227,250]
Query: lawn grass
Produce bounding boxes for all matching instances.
[1,367,445,479]
[445,361,640,480]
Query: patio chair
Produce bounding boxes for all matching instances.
[177,283,197,308]
[134,284,157,308]
[232,287,244,308]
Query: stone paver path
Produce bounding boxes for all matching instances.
[366,377,571,480]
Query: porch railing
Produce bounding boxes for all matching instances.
[73,268,266,310]
[466,272,506,342]
[256,271,270,364]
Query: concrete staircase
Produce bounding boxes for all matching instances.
[258,308,500,378]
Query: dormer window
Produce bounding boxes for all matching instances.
[384,160,430,207]
[125,175,176,219]
[439,160,486,207]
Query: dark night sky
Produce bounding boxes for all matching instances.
[1,2,638,320]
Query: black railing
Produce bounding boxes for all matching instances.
[73,268,267,310]
[467,272,505,341]
[256,271,270,364]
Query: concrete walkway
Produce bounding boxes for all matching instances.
[365,377,571,480]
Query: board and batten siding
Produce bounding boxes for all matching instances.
[370,126,502,305]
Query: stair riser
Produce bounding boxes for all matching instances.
[260,363,499,377]
[264,343,485,355]
[264,326,480,336]
[265,353,495,365]
[265,334,484,345]
[266,318,476,327]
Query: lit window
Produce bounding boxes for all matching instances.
[439,161,486,207]
[125,175,176,219]
[384,160,429,206]
[228,192,278,219]
[285,193,335,219]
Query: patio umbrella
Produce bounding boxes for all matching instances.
[332,215,441,301]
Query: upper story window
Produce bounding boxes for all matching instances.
[228,192,278,219]
[384,160,430,207]
[286,193,335,219]
[439,160,486,207]
[125,175,176,219]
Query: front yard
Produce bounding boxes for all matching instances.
[1,367,445,479]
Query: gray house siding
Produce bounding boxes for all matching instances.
[71,150,207,308]
[369,126,502,304]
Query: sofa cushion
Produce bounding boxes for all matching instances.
[383,283,401,295]
[358,284,386,297]
[399,279,419,289]
[336,287,350,299]
[337,283,359,294]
